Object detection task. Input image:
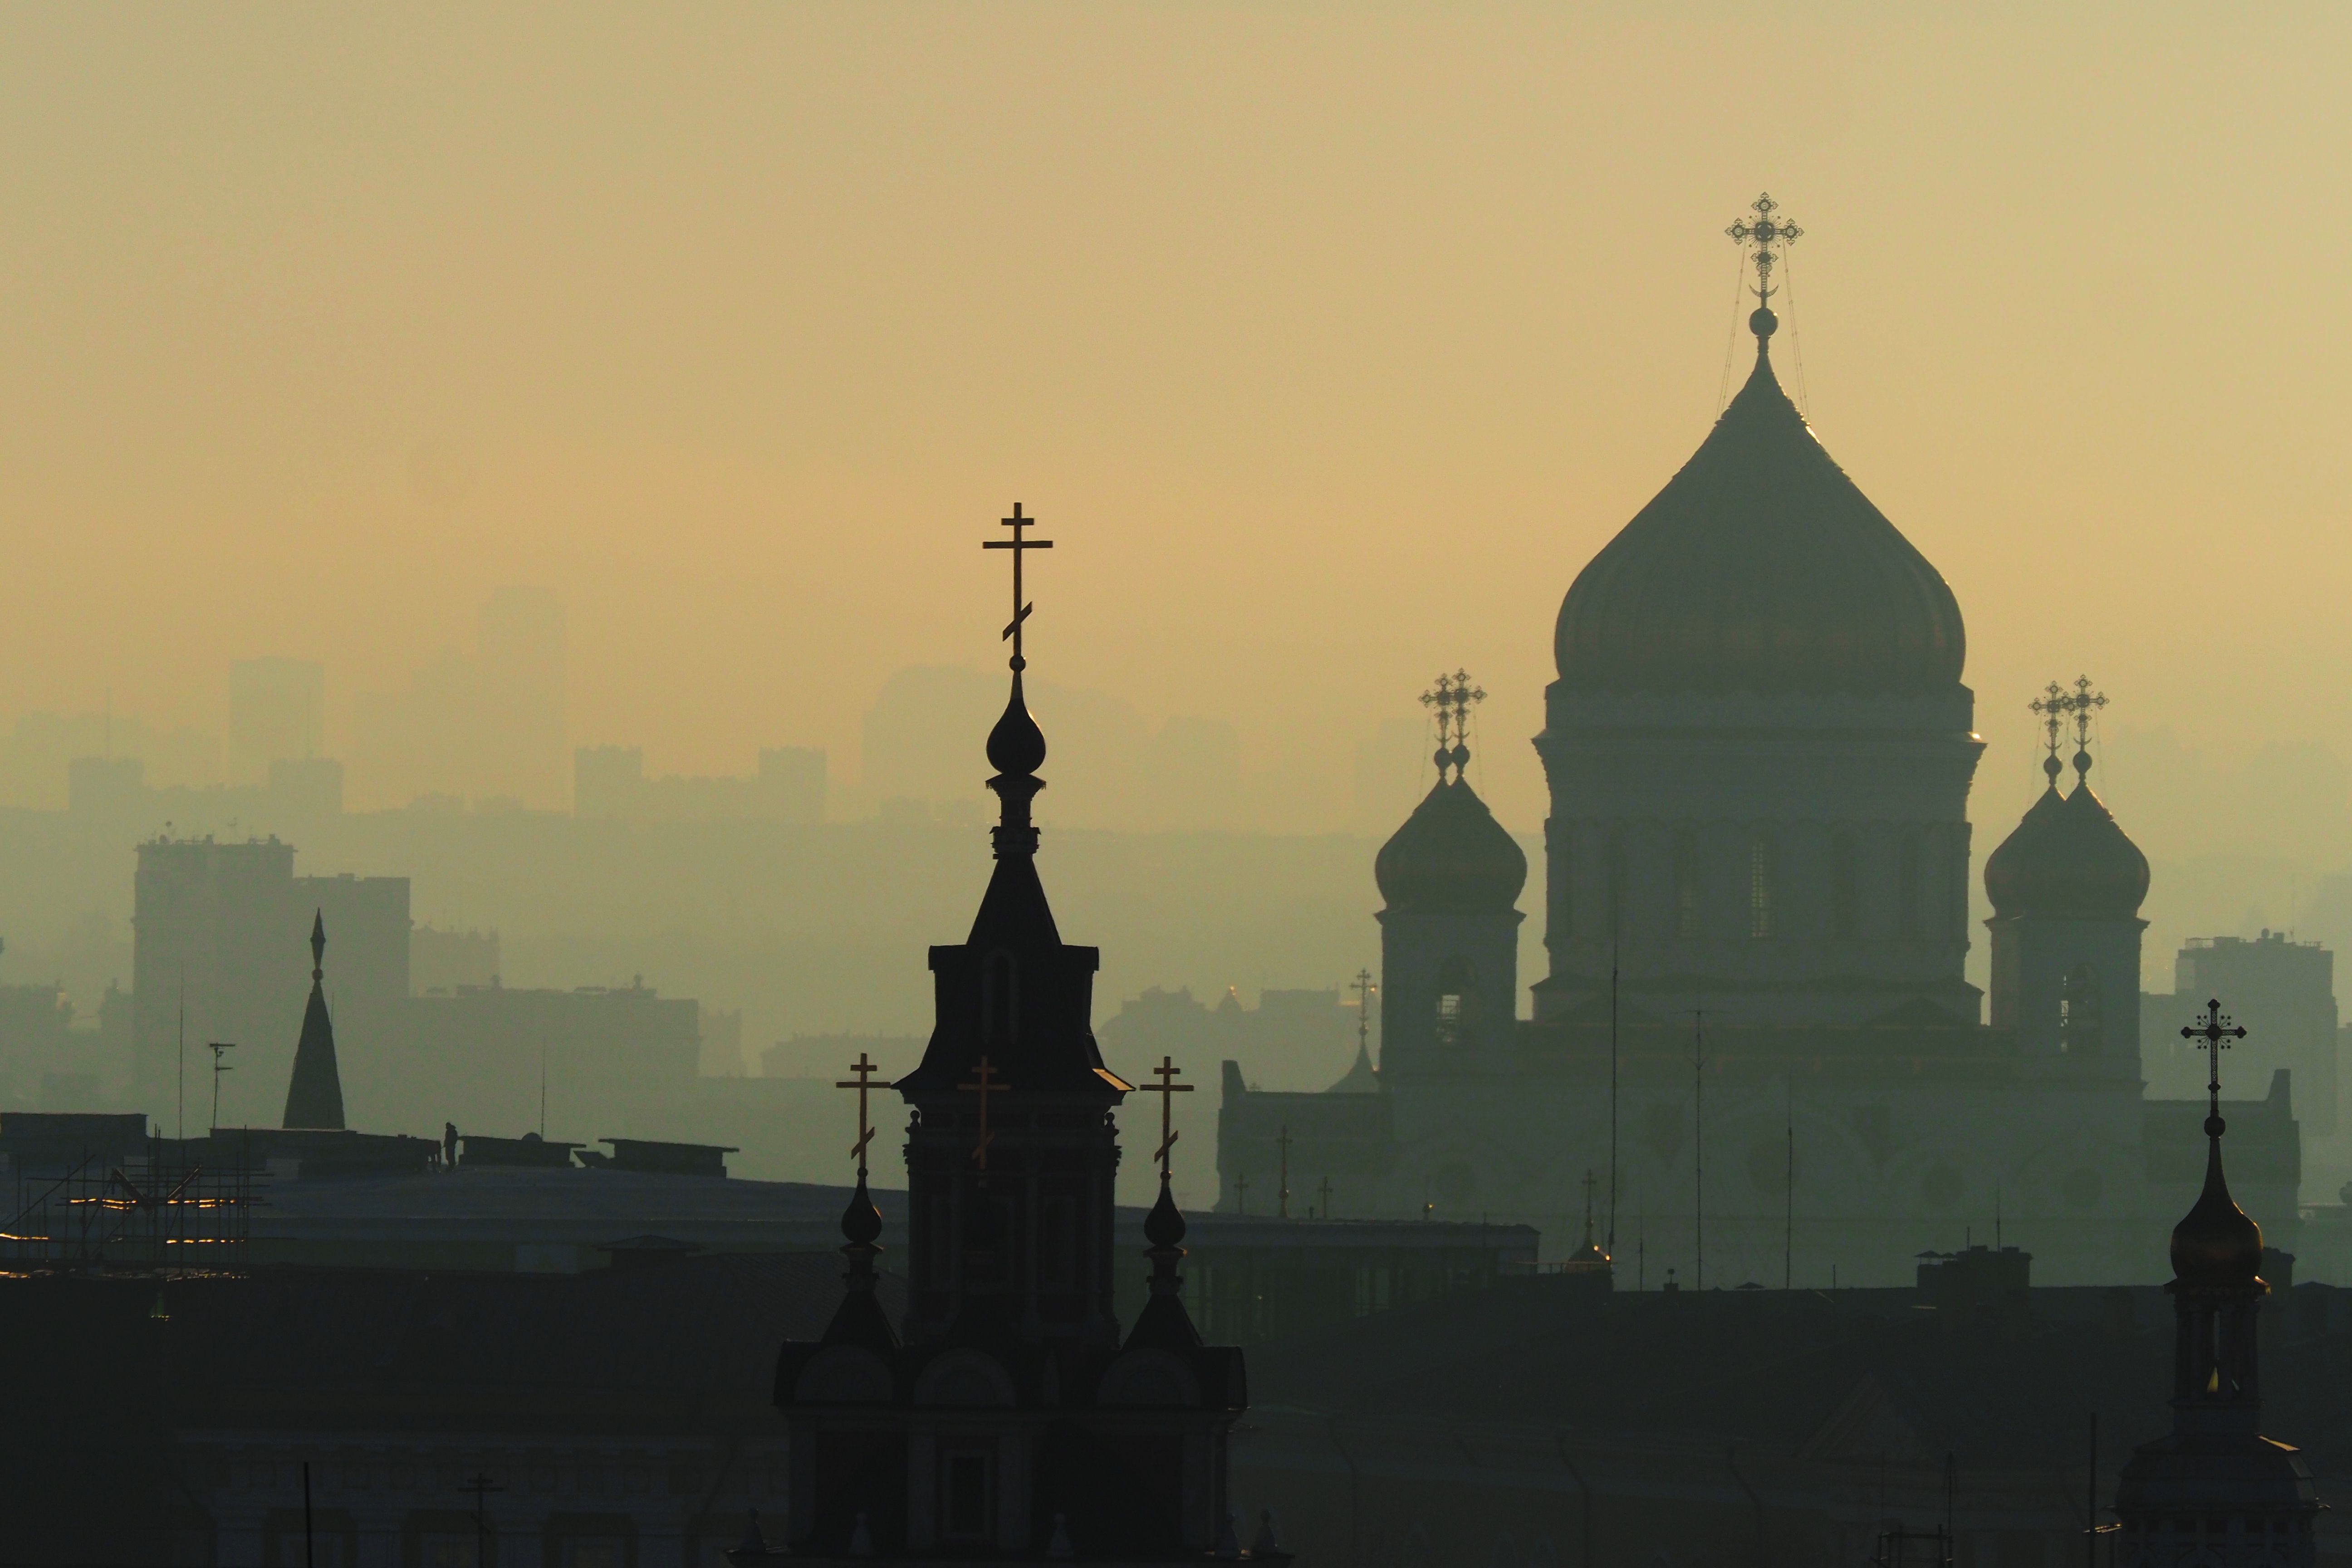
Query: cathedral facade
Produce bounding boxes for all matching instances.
[1217,216,2301,1286]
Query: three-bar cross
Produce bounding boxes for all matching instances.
[835,1051,884,1176]
[1147,1055,1193,1180]
[2182,999,2248,1120]
[959,1055,1004,1171]
[981,503,1054,671]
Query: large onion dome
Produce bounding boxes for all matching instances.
[1553,332,1965,697]
[1375,777,1528,913]
[1984,753,2151,921]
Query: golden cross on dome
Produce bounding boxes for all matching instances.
[2182,999,2248,1120]
[1419,670,1487,783]
[980,502,1054,672]
[1147,1054,1194,1179]
[835,1050,884,1176]
[1727,193,1803,304]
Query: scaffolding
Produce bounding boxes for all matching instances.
[0,1132,257,1276]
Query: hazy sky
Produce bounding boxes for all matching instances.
[3,4,2348,841]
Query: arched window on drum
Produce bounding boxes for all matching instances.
[2060,963,2103,1056]
[1436,955,1475,1046]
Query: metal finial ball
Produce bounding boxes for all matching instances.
[1750,306,1779,339]
[2205,1114,2226,1138]
[1450,744,1471,771]
[2043,754,2063,782]
[1433,748,1452,772]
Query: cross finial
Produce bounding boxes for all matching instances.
[835,1051,885,1176]
[1351,967,1376,1058]
[1727,193,1803,335]
[2182,998,2248,1130]
[1419,670,1487,784]
[2031,676,2108,785]
[1147,1055,1195,1180]
[2027,681,2069,787]
[981,503,1054,673]
[958,1055,1004,1169]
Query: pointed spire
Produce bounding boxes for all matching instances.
[282,910,345,1130]
[1126,1166,1204,1349]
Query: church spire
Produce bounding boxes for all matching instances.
[281,909,346,1131]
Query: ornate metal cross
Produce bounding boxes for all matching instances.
[2028,681,2069,769]
[1351,967,1375,1057]
[1147,1054,1193,1179]
[1726,192,1803,303]
[1420,670,1487,782]
[835,1050,884,1176]
[981,502,1054,671]
[2182,998,2248,1116]
[958,1054,1004,1170]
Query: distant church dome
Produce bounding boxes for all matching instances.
[1375,777,1528,912]
[1984,752,2150,921]
[1553,335,1965,697]
[2171,1141,2264,1288]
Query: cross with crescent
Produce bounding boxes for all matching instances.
[2182,999,2248,1122]
[959,1055,1004,1170]
[981,503,1054,672]
[1147,1055,1193,1179]
[1726,192,1803,304]
[835,1050,884,1176]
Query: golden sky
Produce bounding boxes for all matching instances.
[3,3,2348,842]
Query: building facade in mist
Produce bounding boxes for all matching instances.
[353,586,568,810]
[1218,264,2303,1285]
[2174,932,2338,1137]
[227,657,325,784]
[574,742,825,822]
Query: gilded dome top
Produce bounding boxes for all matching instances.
[2171,1131,2264,1289]
[1553,344,1965,698]
[1375,777,1528,913]
[1984,758,2151,921]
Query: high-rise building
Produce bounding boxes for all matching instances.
[131,839,408,1132]
[2176,932,2339,1136]
[228,657,325,784]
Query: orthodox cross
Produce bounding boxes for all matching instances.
[1233,1170,1249,1215]
[2182,999,2248,1119]
[1419,670,1486,783]
[1317,1175,1334,1220]
[1726,192,1803,304]
[981,502,1054,672]
[1351,967,1375,1057]
[1276,1125,1294,1219]
[2027,681,2068,778]
[458,1471,505,1568]
[959,1055,1004,1170]
[835,1050,884,1176]
[1147,1055,1193,1179]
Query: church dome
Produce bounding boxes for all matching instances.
[1553,338,1965,697]
[1984,759,2150,921]
[2171,1136,2264,1289]
[1375,777,1528,912]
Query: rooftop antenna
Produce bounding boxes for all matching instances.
[1784,1075,1794,1290]
[176,970,186,1144]
[538,1039,548,1139]
[1691,990,1706,1292]
[208,1042,235,1134]
[1276,1124,1293,1219]
[1608,925,1620,1254]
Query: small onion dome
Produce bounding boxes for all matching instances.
[1375,777,1528,912]
[840,1168,883,1247]
[1553,346,1965,697]
[2171,1133,2264,1289]
[1144,1175,1187,1249]
[1984,771,2150,921]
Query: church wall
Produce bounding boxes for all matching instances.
[1375,905,1521,1069]
[1318,1050,2275,1286]
[1534,687,1984,1031]
[1987,914,2146,1082]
